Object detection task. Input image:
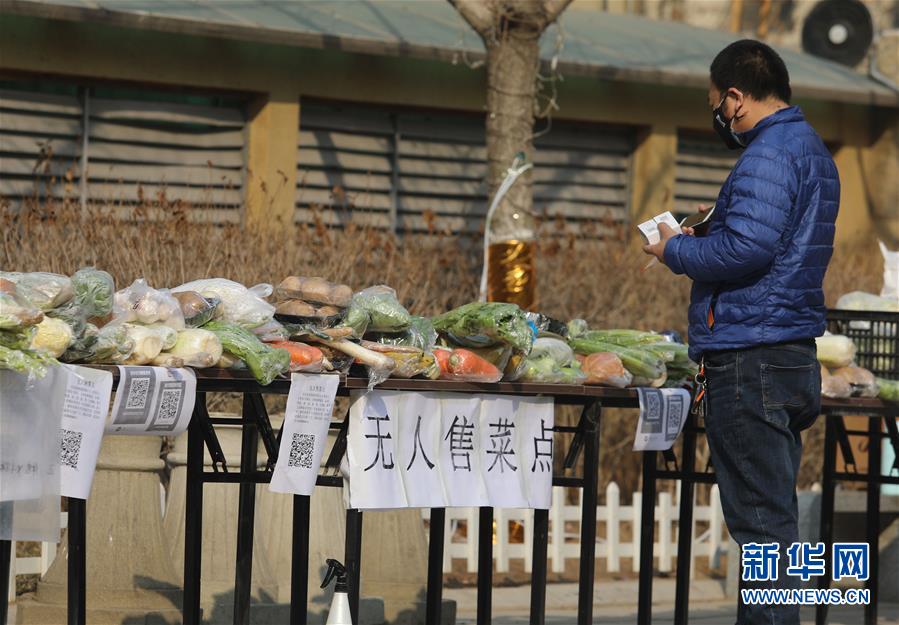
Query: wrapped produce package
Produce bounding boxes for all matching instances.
[877,378,899,402]
[71,267,115,319]
[173,279,273,329]
[115,279,185,329]
[432,302,533,353]
[579,352,633,388]
[1,272,74,310]
[820,365,852,399]
[434,347,503,383]
[167,328,223,368]
[203,320,290,385]
[815,335,857,369]
[0,282,44,330]
[831,366,879,398]
[344,285,411,335]
[30,317,74,358]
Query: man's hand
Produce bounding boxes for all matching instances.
[643,223,679,264]
[682,203,712,236]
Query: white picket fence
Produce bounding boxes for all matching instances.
[8,484,726,602]
[6,512,67,603]
[422,482,728,576]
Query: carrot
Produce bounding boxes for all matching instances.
[434,348,452,374]
[445,348,502,382]
[268,341,323,370]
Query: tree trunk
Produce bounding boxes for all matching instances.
[484,28,541,241]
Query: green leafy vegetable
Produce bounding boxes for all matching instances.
[432,302,533,353]
[345,286,411,335]
[72,267,115,319]
[203,320,290,385]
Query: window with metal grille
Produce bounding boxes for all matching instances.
[296,100,636,235]
[674,130,738,219]
[1,81,246,220]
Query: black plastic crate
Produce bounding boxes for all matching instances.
[826,309,899,380]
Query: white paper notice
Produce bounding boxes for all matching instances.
[439,394,487,508]
[518,396,555,509]
[346,391,407,510]
[396,393,446,508]
[633,388,691,451]
[107,366,196,435]
[479,396,527,509]
[270,373,340,496]
[59,365,114,500]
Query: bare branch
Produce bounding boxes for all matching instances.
[448,0,495,36]
[542,0,574,24]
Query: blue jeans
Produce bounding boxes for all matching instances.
[703,340,821,625]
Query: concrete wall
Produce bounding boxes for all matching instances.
[0,12,890,242]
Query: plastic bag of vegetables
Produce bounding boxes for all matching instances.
[172,291,220,328]
[877,378,899,402]
[0,344,56,379]
[578,352,633,388]
[275,276,353,308]
[515,355,586,384]
[344,285,411,336]
[72,267,115,320]
[267,340,324,373]
[115,279,185,329]
[0,284,43,330]
[530,337,574,366]
[831,366,879,398]
[434,347,502,383]
[173,279,274,329]
[162,328,223,368]
[368,316,438,352]
[30,316,75,358]
[203,320,290,385]
[569,334,665,381]
[1,272,74,310]
[820,365,851,399]
[815,334,857,369]
[432,302,534,353]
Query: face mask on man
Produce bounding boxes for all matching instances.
[712,94,746,150]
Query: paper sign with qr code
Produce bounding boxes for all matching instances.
[270,373,340,496]
[107,366,196,436]
[60,365,114,500]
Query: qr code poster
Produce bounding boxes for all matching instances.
[633,388,690,452]
[59,365,114,500]
[270,373,340,497]
[107,366,196,436]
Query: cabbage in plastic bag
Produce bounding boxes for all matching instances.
[1,272,74,311]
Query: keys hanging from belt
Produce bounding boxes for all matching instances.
[691,361,707,419]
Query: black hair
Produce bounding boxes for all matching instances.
[710,39,792,103]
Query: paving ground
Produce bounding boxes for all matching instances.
[446,579,899,624]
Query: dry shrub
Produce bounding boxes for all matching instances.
[1,196,885,494]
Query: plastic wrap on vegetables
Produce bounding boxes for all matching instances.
[166,328,223,368]
[815,334,857,369]
[203,320,290,385]
[173,279,274,329]
[121,324,164,365]
[344,285,411,336]
[876,378,899,402]
[60,323,100,363]
[85,323,134,364]
[434,347,502,383]
[266,340,323,373]
[369,316,438,352]
[0,287,43,330]
[72,267,115,320]
[0,344,56,379]
[578,353,633,388]
[569,337,665,380]
[1,272,74,310]
[115,279,185,329]
[432,302,534,353]
[835,291,899,313]
[173,291,220,328]
[515,354,586,384]
[820,365,852,399]
[306,336,395,388]
[275,276,353,308]
[530,337,574,367]
[566,319,589,339]
[30,316,75,357]
[831,366,879,398]
[251,319,290,342]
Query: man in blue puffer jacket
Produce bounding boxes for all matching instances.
[643,40,838,625]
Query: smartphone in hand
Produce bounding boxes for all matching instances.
[680,204,715,237]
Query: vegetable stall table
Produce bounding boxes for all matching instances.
[636,396,899,625]
[1,367,644,625]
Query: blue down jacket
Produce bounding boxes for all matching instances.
[664,106,839,362]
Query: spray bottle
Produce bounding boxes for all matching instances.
[321,558,352,625]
